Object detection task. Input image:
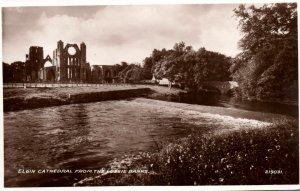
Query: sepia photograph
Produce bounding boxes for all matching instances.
[1,0,299,189]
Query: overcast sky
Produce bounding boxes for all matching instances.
[3,4,244,65]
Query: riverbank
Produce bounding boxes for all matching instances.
[3,86,144,112]
[3,90,298,186]
[69,98,298,186]
[70,98,298,186]
[75,118,299,186]
[3,85,186,112]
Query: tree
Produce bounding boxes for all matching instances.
[126,64,143,83]
[117,63,143,83]
[3,62,13,82]
[141,57,153,80]
[10,61,25,82]
[232,3,297,100]
[141,48,170,81]
[153,42,191,89]
[152,42,231,90]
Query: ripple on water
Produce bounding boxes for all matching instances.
[4,98,271,187]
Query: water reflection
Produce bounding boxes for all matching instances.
[5,96,295,187]
[4,100,200,187]
[148,92,298,117]
[219,96,298,117]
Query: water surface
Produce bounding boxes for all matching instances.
[4,100,205,186]
[4,97,291,187]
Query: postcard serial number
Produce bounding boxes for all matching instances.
[265,169,283,174]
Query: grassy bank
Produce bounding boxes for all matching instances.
[3,85,183,98]
[3,86,154,112]
[3,85,184,112]
[76,119,298,186]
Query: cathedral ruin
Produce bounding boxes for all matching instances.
[52,40,90,82]
[19,40,119,83]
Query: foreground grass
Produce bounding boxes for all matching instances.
[77,119,298,186]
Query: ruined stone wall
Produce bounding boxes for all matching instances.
[91,65,103,83]
[90,65,118,83]
[25,46,44,81]
[100,65,118,83]
[53,40,89,83]
[38,66,56,82]
[20,43,137,84]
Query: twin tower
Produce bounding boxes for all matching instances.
[53,40,90,82]
[26,40,90,82]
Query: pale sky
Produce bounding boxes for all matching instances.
[3,4,243,65]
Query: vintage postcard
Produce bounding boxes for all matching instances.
[1,0,299,190]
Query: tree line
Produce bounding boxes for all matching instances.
[231,3,297,101]
[140,43,231,90]
[134,3,297,102]
[3,3,297,102]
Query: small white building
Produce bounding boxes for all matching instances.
[158,78,172,85]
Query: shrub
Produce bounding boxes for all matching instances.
[78,119,298,186]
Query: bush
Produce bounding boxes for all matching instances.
[77,119,298,186]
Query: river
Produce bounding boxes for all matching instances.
[4,96,296,187]
[148,93,298,117]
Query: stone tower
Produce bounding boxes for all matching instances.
[53,40,88,82]
[80,42,87,82]
[53,40,65,81]
[25,46,44,81]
